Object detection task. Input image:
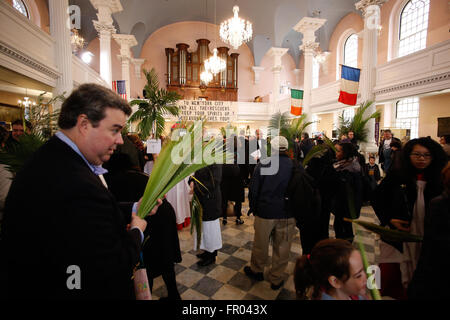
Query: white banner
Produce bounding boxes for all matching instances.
[177,100,237,122]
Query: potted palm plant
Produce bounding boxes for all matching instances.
[268,112,313,157]
[338,101,381,144]
[129,68,181,140]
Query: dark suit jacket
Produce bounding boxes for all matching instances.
[1,136,141,299]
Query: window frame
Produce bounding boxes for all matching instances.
[395,97,419,139]
[343,33,359,69]
[12,0,30,19]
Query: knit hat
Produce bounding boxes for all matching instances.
[271,136,288,152]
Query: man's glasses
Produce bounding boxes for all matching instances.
[410,152,432,159]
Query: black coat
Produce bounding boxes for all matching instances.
[378,137,401,164]
[192,164,222,221]
[104,169,182,277]
[249,153,293,219]
[408,191,450,299]
[221,163,245,203]
[1,136,140,299]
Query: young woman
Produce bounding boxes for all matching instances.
[294,239,368,300]
[330,143,364,242]
[373,137,447,299]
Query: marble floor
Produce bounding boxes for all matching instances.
[151,196,381,300]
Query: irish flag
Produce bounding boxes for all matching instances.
[338,65,360,106]
[291,89,303,116]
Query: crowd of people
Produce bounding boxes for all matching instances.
[0,83,449,300]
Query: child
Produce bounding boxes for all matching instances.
[365,156,381,189]
[294,239,369,300]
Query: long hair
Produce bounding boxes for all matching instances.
[399,137,447,183]
[294,239,355,300]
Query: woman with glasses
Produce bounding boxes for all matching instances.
[373,137,447,299]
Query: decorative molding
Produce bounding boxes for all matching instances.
[93,21,116,36]
[355,0,387,13]
[374,71,450,96]
[299,41,319,52]
[293,17,327,35]
[0,40,59,80]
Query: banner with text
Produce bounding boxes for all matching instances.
[177,100,237,123]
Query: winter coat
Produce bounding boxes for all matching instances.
[221,163,245,203]
[248,153,293,219]
[330,157,363,219]
[192,164,222,221]
[408,190,450,299]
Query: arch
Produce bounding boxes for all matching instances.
[388,0,430,61]
[335,28,358,80]
[12,0,29,18]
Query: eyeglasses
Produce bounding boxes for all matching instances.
[410,152,432,159]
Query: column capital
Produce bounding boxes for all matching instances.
[299,41,319,53]
[112,34,138,57]
[252,66,265,85]
[93,21,116,36]
[267,47,289,68]
[132,58,146,79]
[117,55,131,63]
[271,65,283,73]
[90,0,123,14]
[293,17,326,43]
[355,0,387,14]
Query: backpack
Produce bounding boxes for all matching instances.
[285,159,322,229]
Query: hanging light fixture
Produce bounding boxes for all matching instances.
[220,5,252,50]
[204,48,226,75]
[17,96,36,108]
[71,28,85,54]
[311,10,330,66]
[204,0,226,76]
[200,69,213,84]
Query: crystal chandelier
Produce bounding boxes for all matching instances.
[18,96,36,108]
[200,69,213,84]
[71,28,85,54]
[220,5,252,50]
[204,48,226,75]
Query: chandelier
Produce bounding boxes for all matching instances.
[71,28,85,54]
[314,50,330,64]
[18,96,36,108]
[204,48,226,75]
[200,69,213,84]
[220,5,252,50]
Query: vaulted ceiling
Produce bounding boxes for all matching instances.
[69,0,361,67]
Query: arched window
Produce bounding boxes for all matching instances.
[398,0,430,57]
[12,0,29,19]
[312,58,319,89]
[343,34,358,68]
[396,97,419,139]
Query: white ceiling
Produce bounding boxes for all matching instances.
[69,0,361,67]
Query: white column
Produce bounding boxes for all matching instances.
[113,34,137,100]
[132,58,146,80]
[356,0,387,152]
[293,68,302,88]
[91,0,123,88]
[252,66,265,85]
[267,47,288,113]
[294,17,326,134]
[49,0,73,108]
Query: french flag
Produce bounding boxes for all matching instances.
[338,65,360,106]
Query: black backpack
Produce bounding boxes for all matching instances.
[285,159,322,229]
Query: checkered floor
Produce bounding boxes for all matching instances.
[151,194,381,300]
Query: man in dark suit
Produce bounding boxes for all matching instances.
[1,84,160,300]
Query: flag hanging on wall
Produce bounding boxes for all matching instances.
[291,89,303,116]
[338,65,360,106]
[112,80,127,100]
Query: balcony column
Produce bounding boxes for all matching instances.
[91,0,123,88]
[294,17,326,134]
[112,34,137,100]
[49,0,73,108]
[356,0,387,152]
[267,47,288,113]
